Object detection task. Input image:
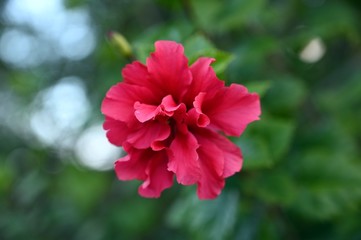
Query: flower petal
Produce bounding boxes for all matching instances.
[122,61,148,85]
[167,131,201,185]
[194,129,243,178]
[101,83,156,122]
[103,117,129,146]
[160,95,179,113]
[122,61,168,100]
[187,108,210,128]
[134,102,159,123]
[214,137,243,178]
[146,40,192,101]
[138,150,173,198]
[203,84,261,136]
[184,57,224,105]
[114,147,149,181]
[187,92,210,127]
[134,95,185,123]
[196,143,225,200]
[127,121,171,149]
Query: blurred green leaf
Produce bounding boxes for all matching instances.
[133,21,194,62]
[134,33,234,77]
[184,34,234,76]
[305,2,360,43]
[227,35,280,81]
[8,71,44,102]
[108,198,159,239]
[242,170,296,206]
[14,171,48,206]
[263,75,307,116]
[167,190,239,240]
[287,119,361,220]
[64,0,86,8]
[317,71,361,137]
[246,80,271,97]
[0,159,14,194]
[237,134,272,170]
[190,0,266,32]
[236,116,295,170]
[289,150,361,219]
[257,118,295,161]
[54,166,111,213]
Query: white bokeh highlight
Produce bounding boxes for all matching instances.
[30,76,90,147]
[75,124,122,171]
[299,37,326,63]
[1,0,96,67]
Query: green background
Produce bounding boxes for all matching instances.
[1,0,361,239]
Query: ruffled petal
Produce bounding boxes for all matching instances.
[122,61,148,85]
[114,148,149,181]
[134,102,159,123]
[187,92,210,127]
[138,150,173,198]
[187,108,210,128]
[134,95,184,123]
[203,84,261,136]
[167,131,201,185]
[127,121,171,149]
[146,41,192,101]
[194,128,243,178]
[104,82,155,102]
[194,129,224,176]
[103,117,129,146]
[160,95,179,113]
[211,135,243,178]
[184,57,224,105]
[196,143,225,200]
[101,83,156,122]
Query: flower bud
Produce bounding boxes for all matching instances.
[108,31,132,57]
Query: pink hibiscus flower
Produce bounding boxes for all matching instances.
[101,40,261,199]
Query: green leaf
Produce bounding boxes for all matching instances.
[242,170,296,206]
[256,118,295,161]
[184,34,214,56]
[0,158,14,194]
[109,199,159,238]
[227,35,280,81]
[317,71,361,137]
[133,33,234,77]
[263,75,307,116]
[218,0,266,30]
[64,0,86,8]
[55,166,111,213]
[246,80,271,97]
[132,21,194,62]
[184,34,234,76]
[14,171,48,206]
[236,135,272,170]
[304,2,359,43]
[190,0,266,32]
[132,42,154,64]
[235,116,295,170]
[289,149,361,219]
[167,190,239,240]
[288,120,361,220]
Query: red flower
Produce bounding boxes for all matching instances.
[101,40,261,199]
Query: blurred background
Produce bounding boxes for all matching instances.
[1,0,361,239]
